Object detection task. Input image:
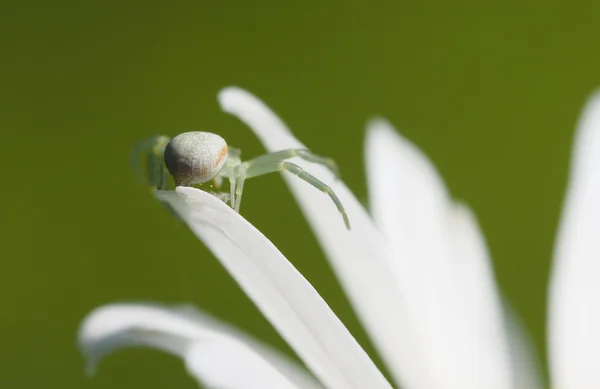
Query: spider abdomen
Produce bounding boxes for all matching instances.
[164,131,228,186]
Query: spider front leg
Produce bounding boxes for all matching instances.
[243,160,350,229]
[233,164,247,212]
[216,147,243,209]
[131,135,172,191]
[244,148,341,179]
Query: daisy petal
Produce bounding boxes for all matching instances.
[78,303,309,388]
[166,305,324,389]
[502,300,544,389]
[549,91,600,389]
[218,87,426,389]
[447,203,514,386]
[185,340,299,389]
[366,119,512,389]
[155,188,392,389]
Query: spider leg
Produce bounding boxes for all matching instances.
[131,135,171,190]
[223,149,243,210]
[228,165,237,210]
[244,149,340,179]
[233,165,247,211]
[213,147,245,212]
[213,175,223,190]
[244,161,350,229]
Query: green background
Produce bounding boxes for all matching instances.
[1,1,598,388]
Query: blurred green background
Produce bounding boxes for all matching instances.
[1,1,598,388]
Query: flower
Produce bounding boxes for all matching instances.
[78,87,600,389]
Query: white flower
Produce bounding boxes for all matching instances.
[78,87,600,389]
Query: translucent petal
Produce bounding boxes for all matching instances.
[365,119,513,389]
[549,91,600,389]
[78,303,314,388]
[218,87,424,389]
[155,188,392,389]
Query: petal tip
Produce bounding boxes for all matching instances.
[217,86,252,112]
[365,117,404,146]
[83,360,98,378]
[366,116,394,134]
[77,305,116,377]
[580,89,600,121]
[364,117,404,158]
[588,88,600,104]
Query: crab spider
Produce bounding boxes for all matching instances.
[132,131,350,229]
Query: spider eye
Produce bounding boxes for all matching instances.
[164,131,228,186]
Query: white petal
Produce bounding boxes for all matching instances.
[155,188,392,389]
[78,303,311,388]
[185,340,298,389]
[219,87,425,389]
[366,119,513,389]
[447,204,514,385]
[167,305,325,389]
[549,91,600,389]
[502,300,544,389]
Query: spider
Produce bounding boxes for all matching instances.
[132,131,350,229]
